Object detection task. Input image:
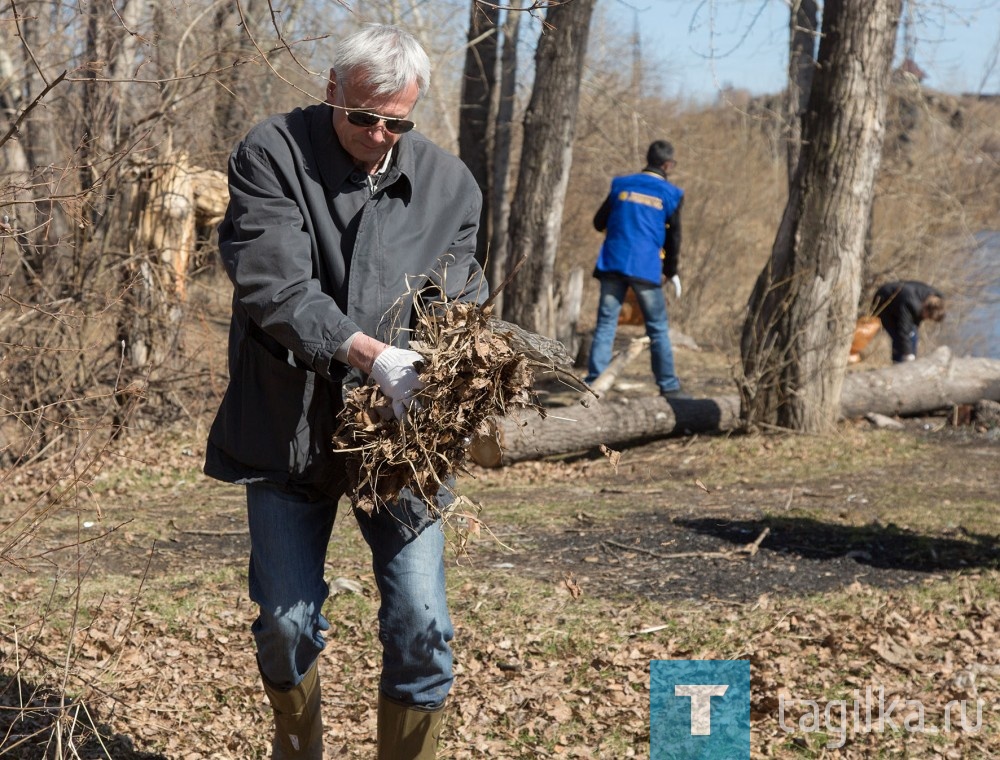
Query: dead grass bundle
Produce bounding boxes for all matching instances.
[333,301,571,517]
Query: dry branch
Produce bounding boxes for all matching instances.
[588,336,649,395]
[603,527,769,561]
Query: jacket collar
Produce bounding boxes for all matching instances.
[311,104,414,202]
[641,164,668,179]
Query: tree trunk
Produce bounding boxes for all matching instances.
[472,347,1000,466]
[740,0,903,433]
[785,0,818,177]
[16,3,72,282]
[553,265,583,355]
[212,0,274,146]
[487,4,522,313]
[458,1,499,267]
[501,0,596,335]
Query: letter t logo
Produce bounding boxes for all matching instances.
[674,684,729,735]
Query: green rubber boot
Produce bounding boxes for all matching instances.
[376,692,444,760]
[261,662,323,759]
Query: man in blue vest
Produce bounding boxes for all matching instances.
[584,140,688,399]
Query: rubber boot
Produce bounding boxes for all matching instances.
[376,692,444,760]
[261,662,324,759]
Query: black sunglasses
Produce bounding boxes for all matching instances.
[332,103,415,134]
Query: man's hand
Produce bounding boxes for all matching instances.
[670,275,682,299]
[369,347,425,419]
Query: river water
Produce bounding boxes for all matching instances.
[937,230,1000,359]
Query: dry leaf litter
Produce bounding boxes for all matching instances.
[333,301,572,519]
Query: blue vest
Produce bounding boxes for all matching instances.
[595,172,683,285]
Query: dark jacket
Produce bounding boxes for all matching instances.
[872,280,942,359]
[204,104,485,494]
[592,167,684,285]
[873,281,942,333]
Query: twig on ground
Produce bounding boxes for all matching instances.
[602,527,771,562]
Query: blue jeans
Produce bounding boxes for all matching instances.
[585,275,680,393]
[246,481,454,709]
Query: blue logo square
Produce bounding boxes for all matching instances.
[650,660,751,759]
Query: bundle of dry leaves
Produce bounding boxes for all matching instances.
[333,301,570,517]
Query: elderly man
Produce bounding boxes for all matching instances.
[204,24,486,759]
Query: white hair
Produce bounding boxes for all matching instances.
[332,24,430,99]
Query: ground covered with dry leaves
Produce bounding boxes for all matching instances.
[3,339,1000,758]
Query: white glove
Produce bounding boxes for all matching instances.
[670,275,682,298]
[369,347,425,419]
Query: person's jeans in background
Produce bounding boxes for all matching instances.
[887,326,918,362]
[585,275,681,394]
[246,481,454,709]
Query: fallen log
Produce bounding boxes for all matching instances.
[469,395,742,467]
[470,346,1000,467]
[840,346,1000,417]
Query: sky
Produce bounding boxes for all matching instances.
[608,0,1000,101]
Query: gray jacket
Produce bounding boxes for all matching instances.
[205,103,485,494]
